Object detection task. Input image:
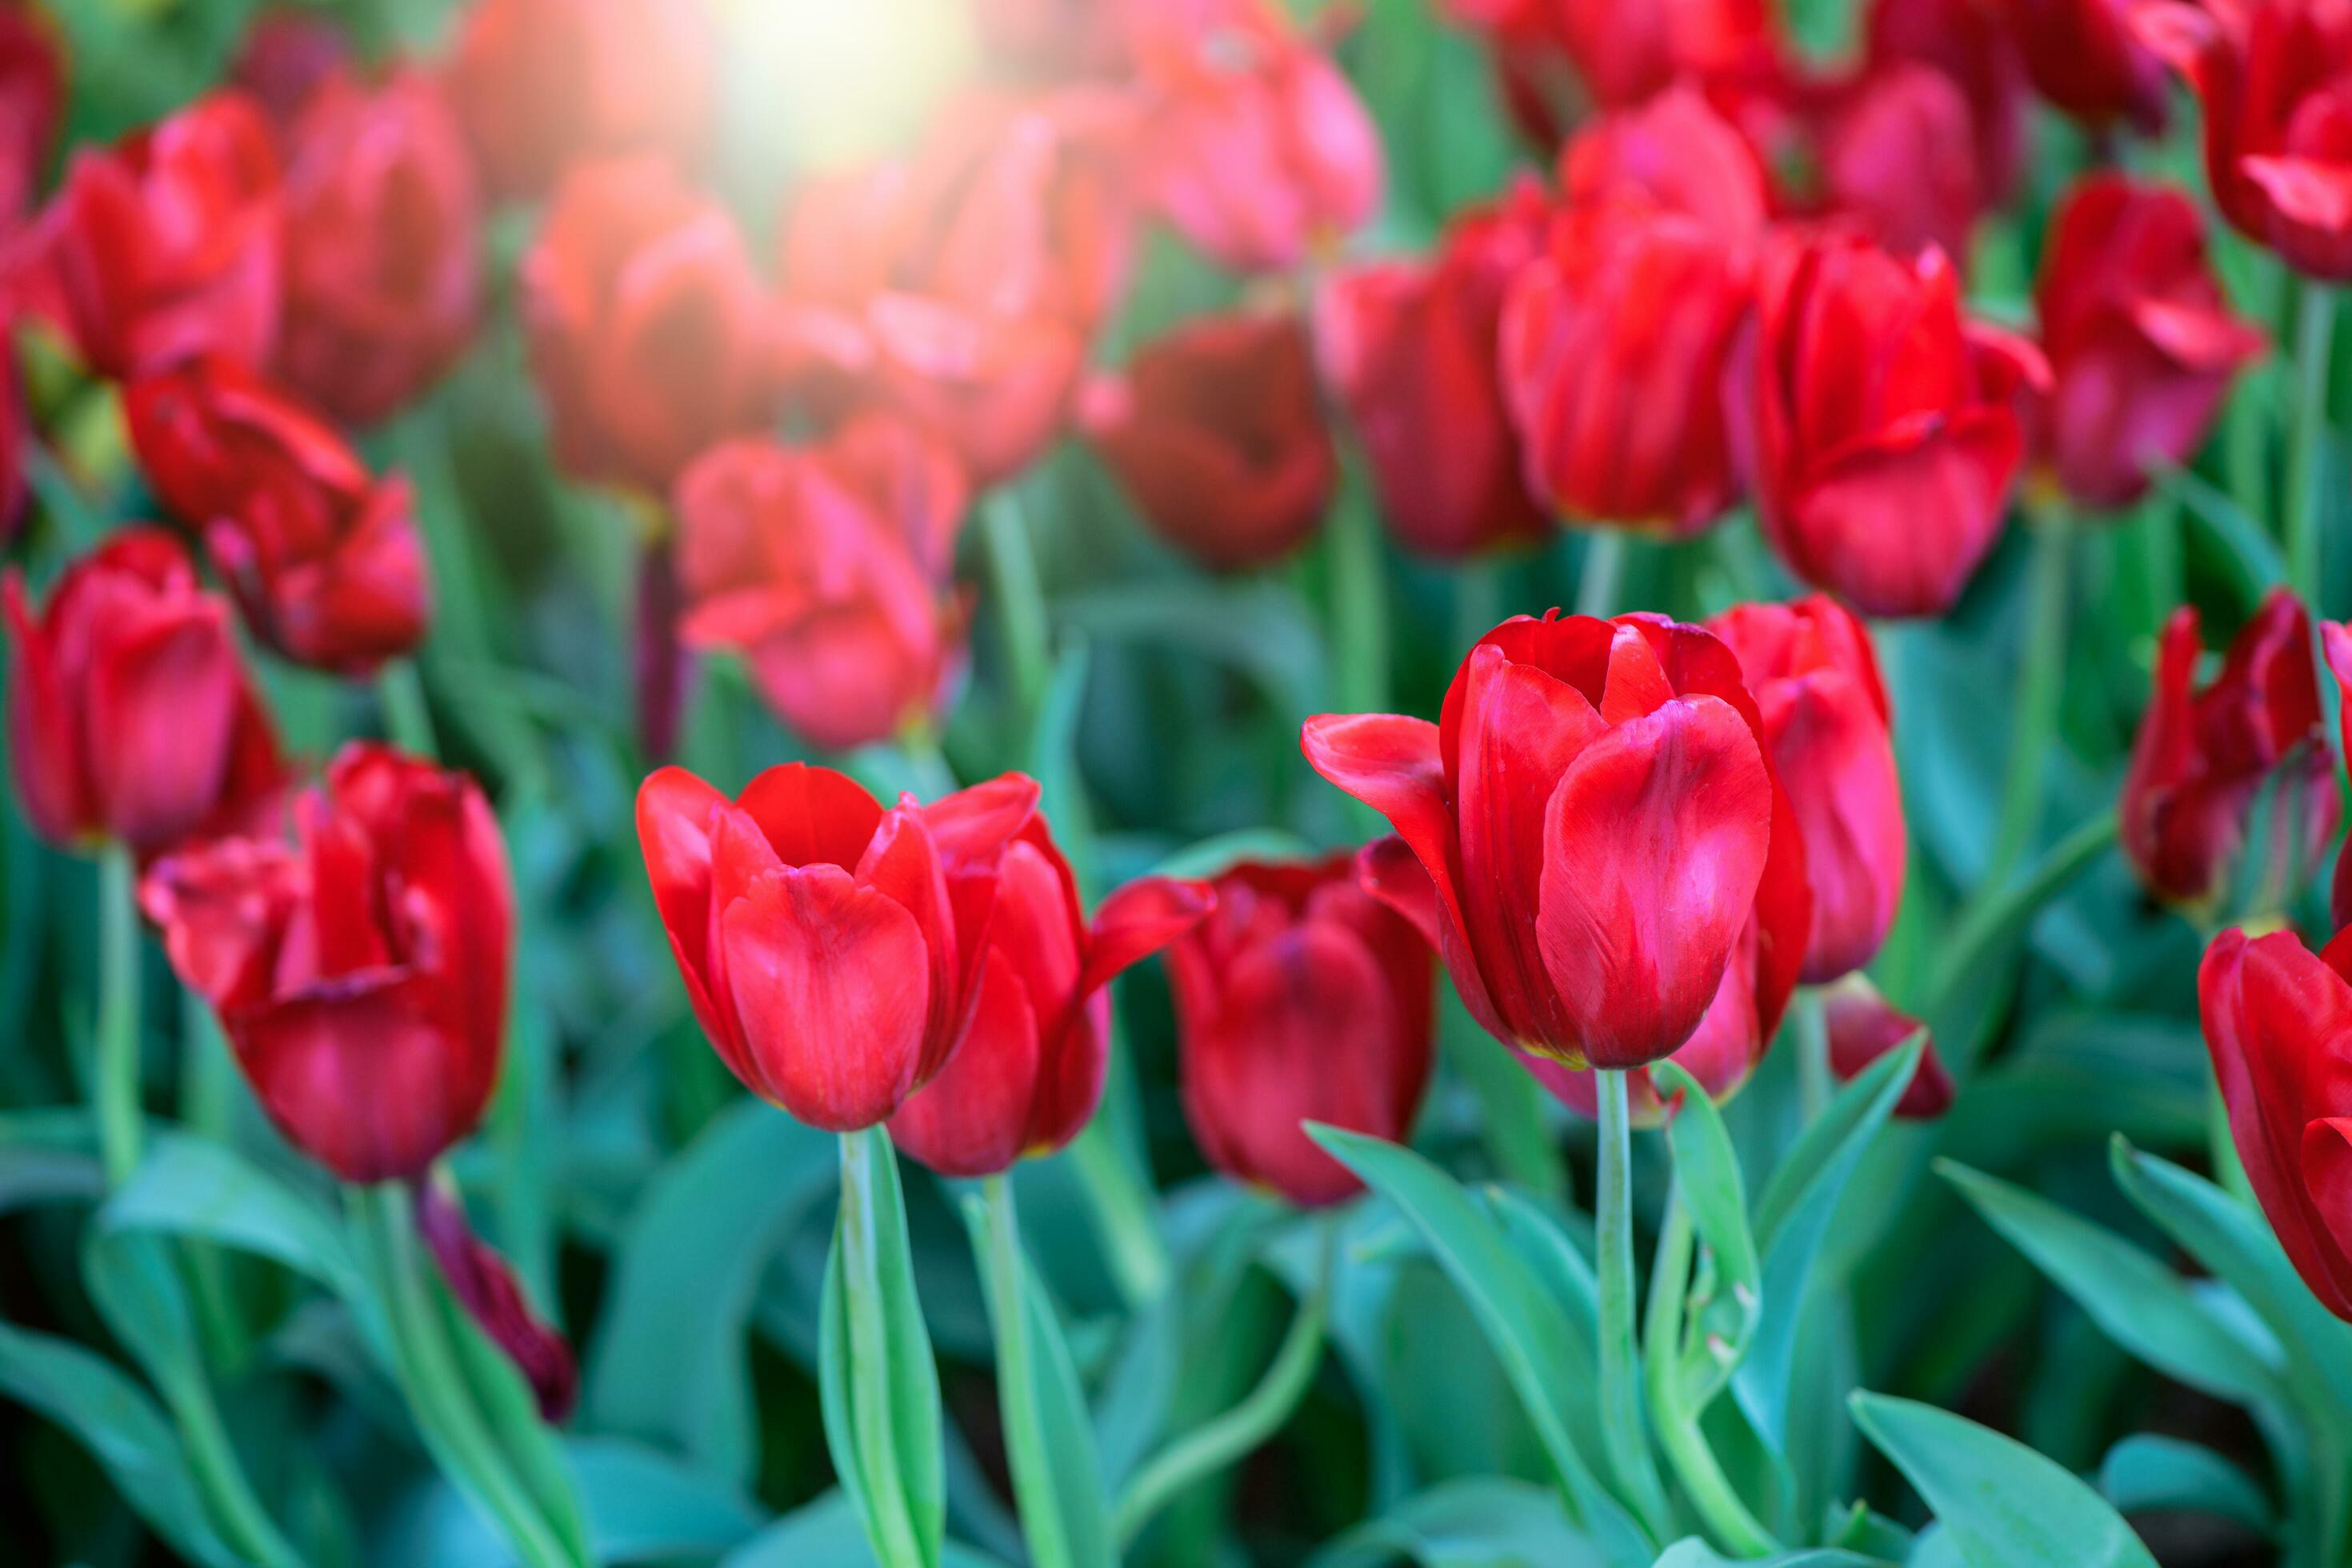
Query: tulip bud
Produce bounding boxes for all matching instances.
[674,418,971,752]
[1866,0,2028,211]
[1170,855,1434,1207]
[1820,974,1952,1118]
[1082,310,1336,571]
[1994,0,2170,133]
[1815,62,1990,263]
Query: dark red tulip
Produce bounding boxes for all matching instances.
[2122,590,2340,912]
[1995,0,2169,132]
[2329,622,2352,931]
[229,8,349,128]
[277,69,483,427]
[1081,310,1336,571]
[1738,231,2048,618]
[124,357,431,676]
[0,348,25,545]
[2136,1,2352,279]
[773,89,1134,486]
[2032,173,2265,510]
[1708,594,1905,982]
[1169,855,1434,1206]
[1502,90,1766,535]
[1461,0,1782,133]
[520,156,775,494]
[1866,0,2029,210]
[22,92,281,380]
[1814,62,1991,262]
[1127,0,1382,272]
[6,530,284,858]
[890,829,1211,1178]
[442,0,712,201]
[2198,923,2352,1321]
[638,764,1050,1132]
[1314,177,1550,558]
[414,1179,577,1421]
[0,4,62,228]
[141,744,510,1184]
[1304,611,1810,1074]
[674,417,971,751]
[1821,974,1952,1118]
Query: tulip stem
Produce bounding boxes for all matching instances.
[977,1175,1088,1568]
[838,1128,933,1568]
[1926,807,2120,1069]
[1069,1118,1172,1308]
[1113,1215,1335,1546]
[378,658,438,758]
[1794,987,1830,1122]
[1644,1190,1782,1557]
[94,843,141,1188]
[1574,531,1625,621]
[2226,256,2282,528]
[983,487,1053,722]
[2284,282,2350,815]
[1593,1067,1673,1538]
[1985,500,2074,890]
[1329,470,1390,718]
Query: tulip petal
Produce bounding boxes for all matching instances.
[887,947,1042,1178]
[1358,832,1510,1045]
[2301,1117,2352,1306]
[415,1182,578,1422]
[1079,875,1215,997]
[86,604,241,852]
[735,761,883,869]
[1766,674,1905,982]
[1598,621,1675,725]
[636,766,732,1046]
[1301,711,1478,982]
[856,798,959,1078]
[923,772,1044,864]
[1788,406,2022,618]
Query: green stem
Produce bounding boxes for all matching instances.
[1594,1069,1673,1538]
[2226,254,2282,527]
[1574,531,1625,621]
[2284,282,2350,816]
[1643,1194,1782,1557]
[378,658,439,758]
[1794,987,1830,1124]
[1452,554,1506,649]
[95,843,141,1188]
[1114,1217,1335,1546]
[981,1176,1079,1568]
[840,1129,930,1568]
[1985,501,2074,890]
[1925,809,2121,1058]
[983,489,1052,722]
[1330,477,1390,718]
[166,1342,301,1568]
[1068,1118,1171,1310]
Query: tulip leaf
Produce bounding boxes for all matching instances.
[1308,1125,1654,1566]
[588,1099,836,1484]
[1653,1061,1762,1406]
[0,1109,104,1216]
[1938,1159,2287,1410]
[1650,1543,1888,1568]
[2098,1434,2276,1538]
[1305,1477,1605,1568]
[721,1490,1011,1568]
[1848,1392,2158,1568]
[102,1133,366,1308]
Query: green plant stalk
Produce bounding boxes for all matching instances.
[351,1184,577,1568]
[1985,499,2074,890]
[1330,474,1390,718]
[1925,808,2121,1052]
[1574,530,1626,621]
[95,843,141,1189]
[1114,1216,1336,1546]
[1642,1194,1781,1557]
[980,1175,1081,1568]
[159,1331,301,1568]
[2284,282,2350,814]
[1793,988,1830,1123]
[1067,1119,1172,1309]
[1594,1068,1674,1538]
[983,488,1052,722]
[839,1129,929,1567]
[378,658,439,758]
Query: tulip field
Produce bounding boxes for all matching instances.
[12,0,2352,1564]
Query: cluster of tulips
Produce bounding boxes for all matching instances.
[11,0,2352,1564]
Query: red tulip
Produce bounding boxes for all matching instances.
[414,1179,577,1421]
[2198,923,2352,1321]
[1169,855,1434,1206]
[1468,0,1782,128]
[1502,90,1766,535]
[1082,310,1337,571]
[1738,231,2048,618]
[1821,974,1952,1118]
[890,833,1211,1178]
[22,92,281,380]
[1314,177,1550,558]
[2122,590,2340,912]
[6,530,284,858]
[442,0,712,201]
[229,8,349,128]
[1128,0,1382,272]
[638,764,1047,1132]
[1814,62,1991,262]
[2032,174,2265,510]
[2328,623,2352,931]
[0,350,25,545]
[2136,0,2352,279]
[0,4,61,227]
[520,156,775,494]
[124,357,431,676]
[674,418,971,751]
[140,745,510,1184]
[773,89,1133,486]
[1708,594,1905,982]
[277,69,484,427]
[1304,611,1810,1074]
[1994,0,2170,132]
[1866,0,2029,210]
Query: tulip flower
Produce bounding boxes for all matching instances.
[1866,0,2029,211]
[638,764,1061,1132]
[228,8,347,128]
[2136,0,2352,279]
[1821,974,1953,1118]
[2031,174,2265,510]
[1303,610,1810,1074]
[124,357,432,676]
[890,826,1212,1178]
[1314,177,1550,558]
[1738,230,2049,618]
[1502,90,1766,536]
[1708,594,1906,982]
[2122,590,2340,913]
[1992,0,2168,131]
[1814,62,1992,263]
[5,530,285,858]
[0,353,25,546]
[442,0,713,201]
[1459,0,1781,135]
[519,156,775,495]
[673,418,971,751]
[1082,310,1337,571]
[1169,855,1434,1206]
[2328,623,2352,931]
[2198,923,2352,1321]
[0,4,60,228]
[22,91,282,380]
[277,69,483,428]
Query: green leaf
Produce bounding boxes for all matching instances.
[1650,1543,1887,1568]
[0,1109,103,1215]
[103,1134,365,1306]
[586,1100,835,1482]
[2098,1435,2275,1538]
[569,1438,767,1562]
[1145,827,1319,882]
[1654,1061,1761,1406]
[1938,1159,2286,1409]
[1307,1126,1653,1566]
[1057,578,1331,724]
[1306,1478,1603,1568]
[722,1492,1010,1568]
[1848,1392,2157,1568]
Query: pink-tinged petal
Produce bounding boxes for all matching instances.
[1598,621,1676,726]
[139,837,302,1011]
[3,570,89,843]
[86,604,241,853]
[2242,156,2352,236]
[888,947,1042,1178]
[635,767,729,1035]
[734,761,883,869]
[719,862,929,1130]
[1536,694,1774,1069]
[1821,975,1951,1119]
[700,805,786,1086]
[855,797,959,1078]
[1078,875,1214,997]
